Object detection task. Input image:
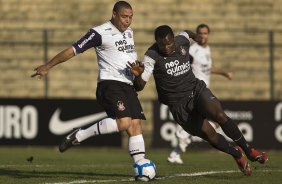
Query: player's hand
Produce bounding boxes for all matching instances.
[127,60,144,77]
[31,65,49,79]
[225,72,233,80]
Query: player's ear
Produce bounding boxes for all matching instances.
[112,11,117,18]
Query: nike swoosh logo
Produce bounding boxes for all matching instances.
[49,109,107,135]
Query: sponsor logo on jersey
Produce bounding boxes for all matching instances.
[115,39,135,53]
[165,60,191,76]
[78,32,96,48]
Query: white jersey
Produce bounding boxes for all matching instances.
[189,43,212,87]
[72,21,137,85]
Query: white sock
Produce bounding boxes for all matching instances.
[76,118,119,142]
[128,134,145,163]
[175,125,190,139]
[170,146,181,157]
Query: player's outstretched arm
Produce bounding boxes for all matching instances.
[211,66,233,80]
[184,30,201,43]
[31,47,75,79]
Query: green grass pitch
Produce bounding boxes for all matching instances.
[0,147,281,184]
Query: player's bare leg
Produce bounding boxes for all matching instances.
[199,120,252,175]
[197,89,268,165]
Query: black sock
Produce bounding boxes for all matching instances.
[209,133,241,158]
[221,119,252,155]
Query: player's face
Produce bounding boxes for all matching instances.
[112,7,133,32]
[156,34,175,56]
[197,27,209,46]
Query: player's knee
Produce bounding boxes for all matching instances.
[116,118,132,131]
[214,111,228,124]
[127,121,142,136]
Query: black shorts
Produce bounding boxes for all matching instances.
[168,86,218,136]
[96,80,146,120]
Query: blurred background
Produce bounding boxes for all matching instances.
[0,0,282,149]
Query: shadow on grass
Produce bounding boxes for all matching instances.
[0,168,131,179]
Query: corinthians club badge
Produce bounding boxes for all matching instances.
[180,46,186,55]
[117,101,125,111]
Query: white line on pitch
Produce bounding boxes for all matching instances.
[43,169,282,184]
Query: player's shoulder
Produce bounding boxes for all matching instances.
[92,21,116,34]
[125,27,133,32]
[175,34,188,42]
[190,42,199,49]
[145,43,159,59]
[92,21,134,36]
[189,42,201,52]
[175,35,190,48]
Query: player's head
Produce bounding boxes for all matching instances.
[111,1,133,32]
[154,25,175,56]
[196,24,210,46]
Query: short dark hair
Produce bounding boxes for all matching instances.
[196,24,210,33]
[113,1,132,12]
[154,25,174,40]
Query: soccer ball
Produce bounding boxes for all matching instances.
[133,159,157,181]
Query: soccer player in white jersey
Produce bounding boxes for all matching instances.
[167,24,233,164]
[31,1,147,164]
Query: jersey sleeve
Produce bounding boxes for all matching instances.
[189,44,196,57]
[178,31,190,40]
[141,53,155,82]
[72,28,102,55]
[175,33,191,48]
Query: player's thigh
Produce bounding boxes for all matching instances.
[185,109,206,136]
[169,100,204,136]
[196,88,225,121]
[125,86,146,120]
